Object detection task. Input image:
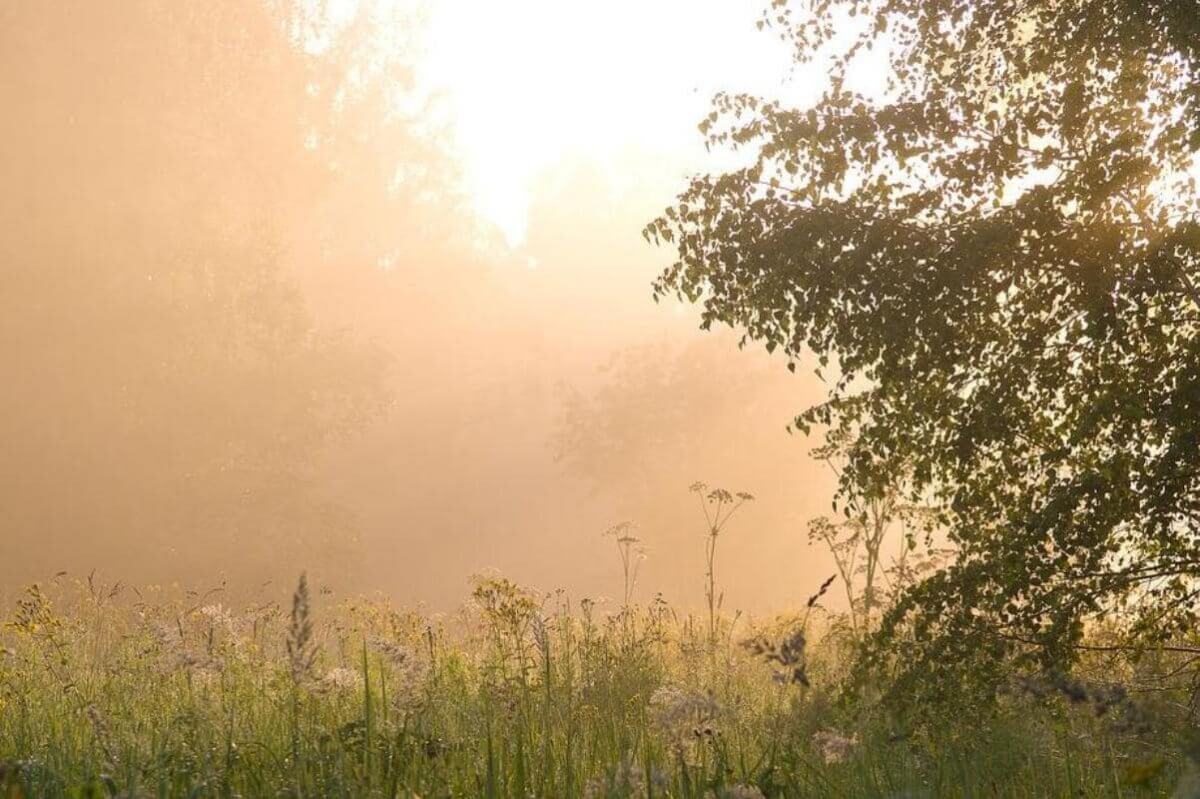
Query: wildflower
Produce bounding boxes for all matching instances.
[317,666,363,693]
[151,622,211,674]
[706,786,766,799]
[8,584,60,638]
[812,729,858,764]
[198,604,235,632]
[649,685,723,741]
[583,761,668,799]
[369,636,428,711]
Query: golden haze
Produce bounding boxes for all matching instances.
[0,0,842,613]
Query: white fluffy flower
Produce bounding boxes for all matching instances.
[706,785,766,799]
[318,666,364,693]
[649,685,723,740]
[812,729,858,764]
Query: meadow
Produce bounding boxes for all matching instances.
[0,570,1192,798]
[4,0,1199,796]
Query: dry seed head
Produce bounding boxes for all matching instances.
[603,521,637,541]
[85,704,120,770]
[287,573,317,684]
[806,574,837,609]
[708,488,733,503]
[742,626,809,686]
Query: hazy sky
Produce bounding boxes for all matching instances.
[419,0,796,245]
[346,0,849,611]
[1,0,878,615]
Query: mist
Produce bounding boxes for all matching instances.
[0,0,835,613]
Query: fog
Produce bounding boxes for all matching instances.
[1,0,838,613]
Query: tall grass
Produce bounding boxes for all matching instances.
[0,573,1188,797]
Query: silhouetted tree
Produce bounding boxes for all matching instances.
[647,0,1200,705]
[0,1,421,584]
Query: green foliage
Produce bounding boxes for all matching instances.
[647,0,1200,702]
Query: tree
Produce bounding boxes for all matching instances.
[646,0,1200,704]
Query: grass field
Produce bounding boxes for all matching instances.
[0,573,1192,798]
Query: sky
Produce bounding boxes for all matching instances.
[418,0,796,246]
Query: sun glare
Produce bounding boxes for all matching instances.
[418,0,796,246]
